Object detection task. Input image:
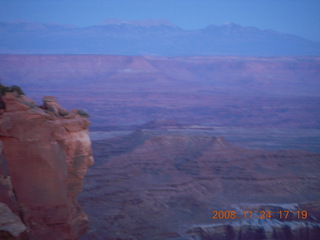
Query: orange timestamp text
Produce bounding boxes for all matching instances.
[212,210,308,220]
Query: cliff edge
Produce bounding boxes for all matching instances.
[0,91,93,240]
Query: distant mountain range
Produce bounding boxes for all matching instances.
[1,21,320,56]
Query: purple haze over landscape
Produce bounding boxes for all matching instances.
[1,1,320,240]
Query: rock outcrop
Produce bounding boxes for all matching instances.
[0,92,93,240]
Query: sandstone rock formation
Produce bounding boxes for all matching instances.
[42,96,68,116]
[0,92,93,240]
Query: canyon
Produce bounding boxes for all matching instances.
[78,130,320,240]
[0,55,319,129]
[0,54,319,239]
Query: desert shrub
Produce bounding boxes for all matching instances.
[0,84,10,96]
[11,85,25,95]
[0,83,25,110]
[0,83,25,96]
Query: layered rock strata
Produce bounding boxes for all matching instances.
[80,130,320,239]
[0,92,93,240]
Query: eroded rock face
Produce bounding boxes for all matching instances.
[0,92,93,240]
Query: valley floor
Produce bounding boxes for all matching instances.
[79,128,320,240]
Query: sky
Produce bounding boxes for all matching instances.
[1,0,320,41]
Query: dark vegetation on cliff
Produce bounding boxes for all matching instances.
[0,83,25,109]
[0,83,24,96]
[0,82,90,119]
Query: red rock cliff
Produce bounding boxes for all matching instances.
[0,92,93,240]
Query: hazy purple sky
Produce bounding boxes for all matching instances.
[1,0,320,41]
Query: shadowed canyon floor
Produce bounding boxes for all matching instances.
[79,130,320,240]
